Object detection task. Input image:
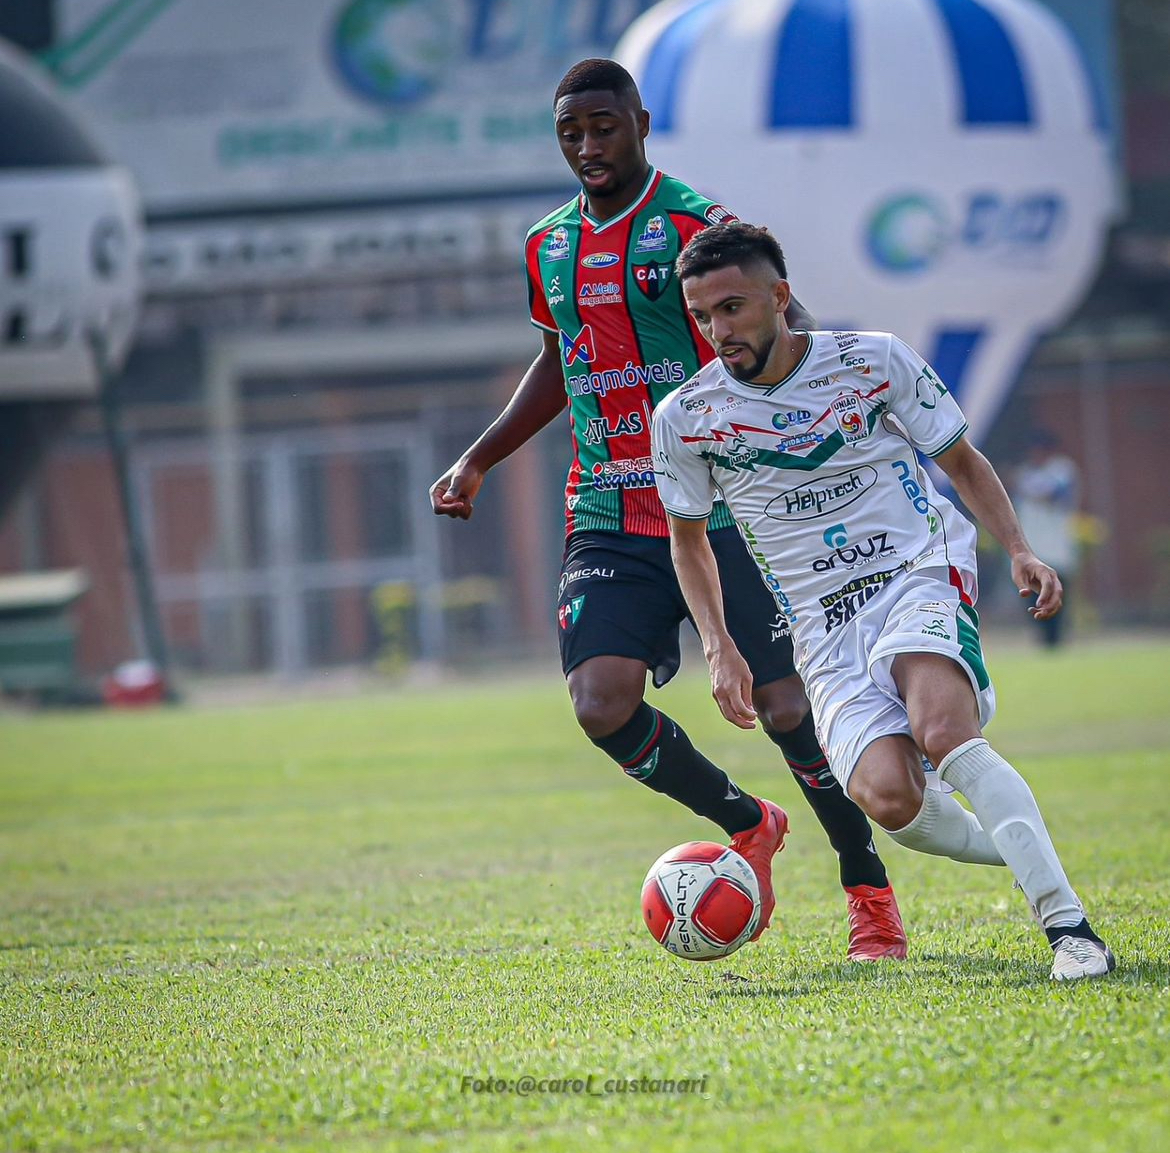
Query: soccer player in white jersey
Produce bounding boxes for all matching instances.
[651,222,1114,981]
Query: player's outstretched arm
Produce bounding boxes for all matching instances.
[430,330,566,520]
[934,437,1063,620]
[667,514,758,729]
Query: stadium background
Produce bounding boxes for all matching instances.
[0,0,1166,687]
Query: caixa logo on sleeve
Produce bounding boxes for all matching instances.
[867,191,1066,274]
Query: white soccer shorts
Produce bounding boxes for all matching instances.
[800,566,997,789]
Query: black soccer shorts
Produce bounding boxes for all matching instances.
[555,527,796,688]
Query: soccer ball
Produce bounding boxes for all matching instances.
[640,841,761,960]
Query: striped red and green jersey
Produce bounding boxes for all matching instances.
[525,168,737,538]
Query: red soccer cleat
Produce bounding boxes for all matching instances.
[729,797,789,941]
[845,884,908,961]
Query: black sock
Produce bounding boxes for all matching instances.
[1045,919,1104,947]
[591,702,762,836]
[765,712,889,889]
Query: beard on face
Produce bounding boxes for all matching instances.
[721,333,775,383]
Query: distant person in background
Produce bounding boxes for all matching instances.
[1013,431,1081,647]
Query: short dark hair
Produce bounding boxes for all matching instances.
[677,222,788,283]
[554,58,642,107]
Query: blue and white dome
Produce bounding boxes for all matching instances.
[617,0,1116,440]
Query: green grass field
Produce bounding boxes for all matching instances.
[3,636,1170,1152]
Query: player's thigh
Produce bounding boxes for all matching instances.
[892,653,982,766]
[867,569,996,733]
[556,533,687,683]
[707,526,799,688]
[803,656,912,794]
[849,732,927,828]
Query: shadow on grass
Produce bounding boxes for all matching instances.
[702,950,1170,998]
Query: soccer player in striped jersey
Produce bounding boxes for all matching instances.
[431,59,905,958]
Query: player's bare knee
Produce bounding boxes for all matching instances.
[570,684,642,739]
[915,718,980,773]
[849,774,922,832]
[752,677,810,734]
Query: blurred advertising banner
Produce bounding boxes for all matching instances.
[0,36,141,396]
[44,0,656,215]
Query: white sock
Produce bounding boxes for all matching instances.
[939,738,1083,930]
[886,784,1005,865]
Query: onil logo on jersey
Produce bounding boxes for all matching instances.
[635,215,669,253]
[633,260,673,301]
[546,226,570,260]
[831,394,869,443]
[561,324,596,366]
[581,252,620,268]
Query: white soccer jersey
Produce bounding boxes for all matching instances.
[652,331,979,666]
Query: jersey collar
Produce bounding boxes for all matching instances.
[580,168,661,234]
[719,332,815,396]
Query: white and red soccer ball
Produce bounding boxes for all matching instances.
[641,841,761,960]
